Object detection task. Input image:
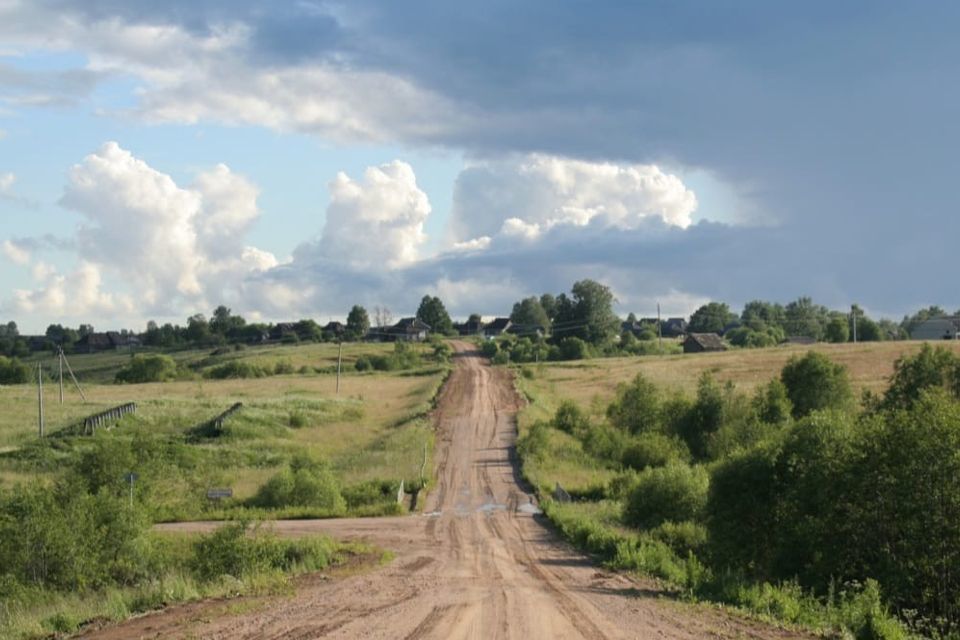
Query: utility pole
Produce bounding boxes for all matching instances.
[336,341,343,395]
[58,348,64,404]
[851,305,858,344]
[61,350,86,402]
[657,303,663,354]
[37,363,44,438]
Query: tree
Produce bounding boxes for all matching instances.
[854,315,883,342]
[688,302,737,334]
[607,373,661,434]
[416,296,454,335]
[185,314,211,344]
[373,306,393,330]
[510,297,551,330]
[46,324,78,349]
[209,305,245,337]
[741,300,786,331]
[784,297,828,340]
[539,294,558,322]
[824,315,850,343]
[780,351,853,418]
[346,305,370,341]
[553,280,620,344]
[77,324,94,338]
[882,343,960,410]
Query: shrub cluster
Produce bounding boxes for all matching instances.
[355,341,422,372]
[115,354,179,383]
[0,355,29,384]
[251,456,346,514]
[526,347,960,636]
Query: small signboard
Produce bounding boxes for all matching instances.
[206,488,233,500]
[124,472,138,483]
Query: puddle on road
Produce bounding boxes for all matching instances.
[421,502,542,517]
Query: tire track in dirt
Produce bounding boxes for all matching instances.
[85,343,814,640]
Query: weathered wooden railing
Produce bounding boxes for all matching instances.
[193,402,243,436]
[74,403,137,435]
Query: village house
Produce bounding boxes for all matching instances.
[483,317,512,337]
[911,317,960,340]
[683,332,726,354]
[385,317,431,342]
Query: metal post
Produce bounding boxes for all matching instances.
[37,363,44,438]
[129,477,134,509]
[851,305,858,343]
[336,341,343,395]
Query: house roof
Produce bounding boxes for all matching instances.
[392,317,431,332]
[911,317,960,340]
[484,317,512,332]
[685,332,725,350]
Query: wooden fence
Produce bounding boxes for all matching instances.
[193,402,244,435]
[77,403,137,435]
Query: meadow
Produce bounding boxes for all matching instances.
[0,341,448,514]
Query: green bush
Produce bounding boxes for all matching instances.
[0,355,29,384]
[553,400,590,436]
[189,521,335,583]
[252,457,346,513]
[621,432,690,470]
[648,520,708,556]
[273,360,295,375]
[115,354,178,383]
[780,351,853,418]
[606,373,661,434]
[204,360,268,379]
[557,336,591,360]
[623,463,709,530]
[479,340,498,358]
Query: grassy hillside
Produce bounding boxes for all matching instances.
[0,341,448,514]
[519,340,960,425]
[514,341,960,638]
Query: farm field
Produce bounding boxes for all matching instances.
[515,340,960,518]
[518,339,960,428]
[0,341,448,514]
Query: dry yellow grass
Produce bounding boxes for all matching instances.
[520,340,960,424]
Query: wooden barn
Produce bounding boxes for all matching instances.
[683,332,726,354]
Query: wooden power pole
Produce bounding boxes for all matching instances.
[37,363,44,438]
[336,341,343,395]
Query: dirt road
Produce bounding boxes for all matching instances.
[85,343,808,639]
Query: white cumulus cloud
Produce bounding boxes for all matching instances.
[448,154,698,244]
[0,172,14,193]
[8,141,277,319]
[316,160,431,269]
[1,239,29,265]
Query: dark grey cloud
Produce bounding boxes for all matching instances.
[7,1,960,316]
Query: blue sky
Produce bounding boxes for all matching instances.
[0,1,957,332]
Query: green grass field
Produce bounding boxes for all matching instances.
[515,340,960,494]
[0,341,448,512]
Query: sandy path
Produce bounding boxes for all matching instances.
[82,343,810,639]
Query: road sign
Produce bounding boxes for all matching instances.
[206,488,233,500]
